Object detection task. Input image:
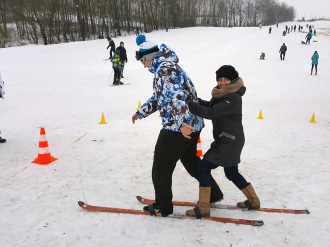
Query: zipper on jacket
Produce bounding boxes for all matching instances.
[219,131,236,140]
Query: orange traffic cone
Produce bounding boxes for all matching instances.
[196,137,203,157]
[32,127,57,165]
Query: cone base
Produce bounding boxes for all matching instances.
[32,156,58,165]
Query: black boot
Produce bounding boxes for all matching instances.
[143,203,162,216]
[117,77,124,85]
[210,179,224,203]
[113,77,119,85]
[0,131,6,143]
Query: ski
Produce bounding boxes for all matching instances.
[110,83,131,86]
[78,201,263,226]
[136,196,310,215]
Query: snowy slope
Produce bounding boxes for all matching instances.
[0,21,330,247]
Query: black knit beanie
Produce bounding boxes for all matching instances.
[216,65,239,81]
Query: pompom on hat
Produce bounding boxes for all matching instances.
[216,65,239,82]
[135,34,159,61]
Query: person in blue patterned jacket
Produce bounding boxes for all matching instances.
[132,34,224,217]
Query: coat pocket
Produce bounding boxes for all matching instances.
[219,131,236,140]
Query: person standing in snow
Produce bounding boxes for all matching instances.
[106,37,116,59]
[311,51,319,75]
[269,27,272,34]
[132,34,224,217]
[116,41,127,78]
[305,31,313,45]
[42,31,47,45]
[279,43,287,60]
[0,72,6,143]
[186,65,260,218]
[111,50,123,85]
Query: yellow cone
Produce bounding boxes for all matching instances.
[137,101,141,110]
[257,110,264,119]
[309,113,316,123]
[99,112,107,124]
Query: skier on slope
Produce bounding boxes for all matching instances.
[311,51,319,75]
[111,50,123,85]
[185,66,260,218]
[106,37,116,59]
[0,71,6,143]
[305,31,313,45]
[279,43,287,60]
[131,34,224,217]
[116,41,128,78]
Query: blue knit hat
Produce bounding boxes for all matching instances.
[135,34,159,61]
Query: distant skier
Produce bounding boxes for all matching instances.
[0,71,6,143]
[42,31,47,45]
[116,41,128,78]
[311,51,319,75]
[305,31,313,45]
[279,43,287,60]
[111,50,123,85]
[135,27,140,36]
[269,27,272,34]
[165,23,169,32]
[106,37,116,59]
[259,52,265,60]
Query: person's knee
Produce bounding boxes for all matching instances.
[224,167,239,181]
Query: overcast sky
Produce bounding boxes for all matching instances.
[283,0,330,20]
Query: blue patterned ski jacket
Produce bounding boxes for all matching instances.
[136,44,204,132]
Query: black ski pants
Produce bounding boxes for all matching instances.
[152,129,223,216]
[280,52,286,60]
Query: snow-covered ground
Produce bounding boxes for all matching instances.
[1,21,330,247]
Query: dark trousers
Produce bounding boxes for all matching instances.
[280,52,286,60]
[152,129,222,216]
[306,38,311,45]
[113,68,120,81]
[198,158,249,190]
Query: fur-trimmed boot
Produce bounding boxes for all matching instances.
[186,187,211,218]
[237,183,260,210]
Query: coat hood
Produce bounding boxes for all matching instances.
[148,44,179,74]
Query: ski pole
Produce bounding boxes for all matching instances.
[109,70,114,82]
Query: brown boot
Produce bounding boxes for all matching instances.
[186,187,211,218]
[237,183,260,210]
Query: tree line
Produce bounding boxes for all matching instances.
[0,0,295,47]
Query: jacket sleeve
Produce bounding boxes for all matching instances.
[198,98,210,106]
[137,66,192,128]
[188,95,239,120]
[136,94,159,118]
